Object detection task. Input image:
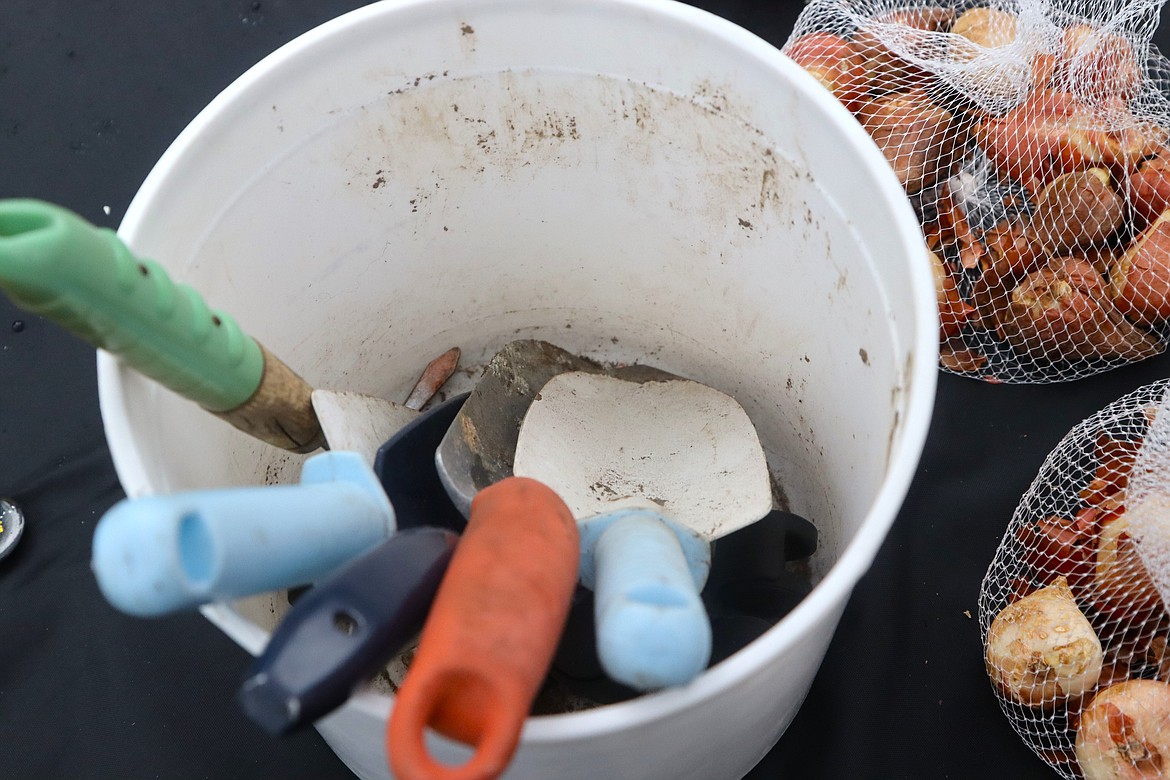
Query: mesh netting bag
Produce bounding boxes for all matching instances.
[784,0,1170,383]
[979,378,1170,777]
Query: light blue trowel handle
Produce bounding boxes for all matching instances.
[578,508,712,691]
[92,451,396,617]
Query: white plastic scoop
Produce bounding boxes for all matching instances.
[513,370,773,689]
[311,347,460,463]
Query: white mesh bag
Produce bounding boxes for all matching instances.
[979,378,1170,777]
[785,0,1170,383]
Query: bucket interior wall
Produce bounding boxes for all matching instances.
[111,5,917,563]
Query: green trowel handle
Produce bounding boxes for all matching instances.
[0,199,261,411]
[0,199,324,453]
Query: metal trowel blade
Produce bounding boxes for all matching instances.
[434,339,603,516]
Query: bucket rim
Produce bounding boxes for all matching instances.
[98,0,939,743]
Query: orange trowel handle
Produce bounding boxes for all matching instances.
[387,477,580,780]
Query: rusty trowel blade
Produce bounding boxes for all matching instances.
[434,340,603,516]
[402,347,461,411]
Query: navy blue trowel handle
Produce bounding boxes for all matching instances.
[373,392,470,534]
[239,527,458,735]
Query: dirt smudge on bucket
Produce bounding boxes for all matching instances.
[334,71,808,246]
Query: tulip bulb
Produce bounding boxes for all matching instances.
[986,576,1103,707]
[1077,679,1170,780]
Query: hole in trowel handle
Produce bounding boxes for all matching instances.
[178,512,218,589]
[332,610,359,635]
[627,583,690,608]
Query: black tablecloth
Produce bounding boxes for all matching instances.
[5,2,1170,778]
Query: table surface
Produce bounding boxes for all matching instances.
[5,1,1170,778]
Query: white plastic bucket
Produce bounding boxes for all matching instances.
[96,0,938,777]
